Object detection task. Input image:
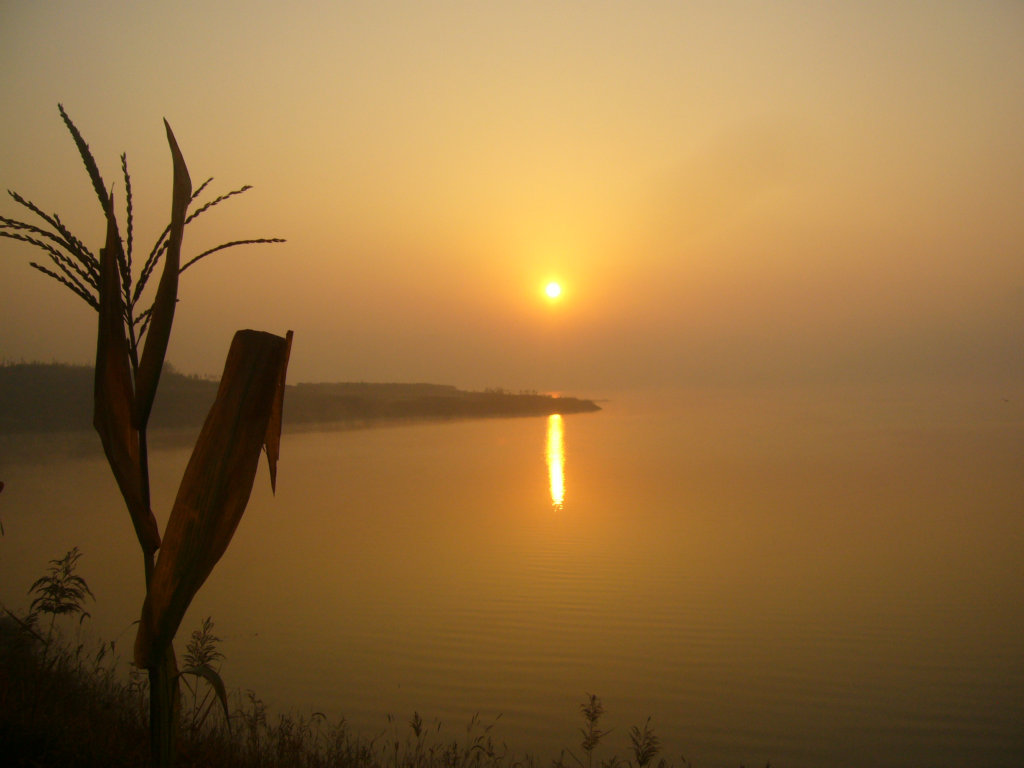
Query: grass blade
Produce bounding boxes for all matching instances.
[180,664,232,732]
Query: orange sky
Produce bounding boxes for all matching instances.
[2,2,1022,393]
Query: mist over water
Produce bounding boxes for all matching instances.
[1,385,1022,766]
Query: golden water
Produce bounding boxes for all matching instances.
[2,385,1022,766]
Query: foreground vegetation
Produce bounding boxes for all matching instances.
[0,615,692,768]
[3,104,295,766]
[2,607,501,768]
[0,549,775,768]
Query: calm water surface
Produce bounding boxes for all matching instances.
[2,386,1022,766]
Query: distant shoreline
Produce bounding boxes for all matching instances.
[0,363,601,447]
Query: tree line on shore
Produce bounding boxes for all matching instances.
[0,362,600,434]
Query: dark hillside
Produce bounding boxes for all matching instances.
[285,381,600,424]
[0,363,95,432]
[0,363,218,433]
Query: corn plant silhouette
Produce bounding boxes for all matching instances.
[2,105,292,767]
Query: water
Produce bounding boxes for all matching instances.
[2,385,1022,766]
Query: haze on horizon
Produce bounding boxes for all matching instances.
[1,2,1022,396]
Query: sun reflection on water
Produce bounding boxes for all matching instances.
[546,414,565,509]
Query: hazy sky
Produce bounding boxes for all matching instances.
[2,1,1022,393]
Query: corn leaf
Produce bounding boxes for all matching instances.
[135,329,292,668]
[264,330,293,493]
[133,120,191,430]
[94,201,160,556]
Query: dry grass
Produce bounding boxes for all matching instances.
[0,609,743,768]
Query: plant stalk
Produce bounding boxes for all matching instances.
[149,643,180,768]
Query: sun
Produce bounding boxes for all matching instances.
[545,281,562,300]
